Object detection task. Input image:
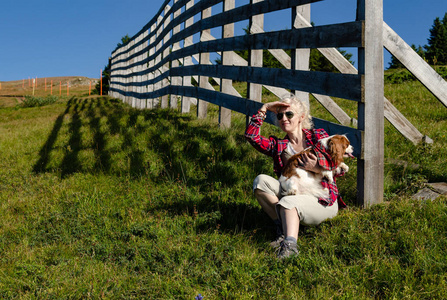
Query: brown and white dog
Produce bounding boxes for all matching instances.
[279,135,354,197]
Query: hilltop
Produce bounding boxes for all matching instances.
[0,76,99,107]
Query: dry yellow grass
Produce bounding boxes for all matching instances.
[0,76,99,107]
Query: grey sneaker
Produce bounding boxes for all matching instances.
[276,240,299,259]
[269,234,284,249]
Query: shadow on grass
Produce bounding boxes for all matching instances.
[33,97,151,177]
[31,96,354,244]
[33,97,76,174]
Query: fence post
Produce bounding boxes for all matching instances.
[356,0,384,206]
[124,42,131,105]
[134,33,141,108]
[136,31,147,109]
[140,30,149,109]
[247,0,264,115]
[154,15,164,108]
[181,0,195,113]
[161,4,172,108]
[197,5,211,119]
[292,4,310,106]
[119,48,126,100]
[171,0,182,110]
[148,23,157,109]
[219,0,235,128]
[130,40,137,107]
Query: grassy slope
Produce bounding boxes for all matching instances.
[0,76,446,298]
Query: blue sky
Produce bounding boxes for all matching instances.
[0,0,445,81]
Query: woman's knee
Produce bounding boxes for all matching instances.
[253,174,269,190]
[253,174,279,195]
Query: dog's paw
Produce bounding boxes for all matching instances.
[322,170,334,183]
[335,162,349,175]
[287,188,297,195]
[285,182,298,195]
[340,162,349,172]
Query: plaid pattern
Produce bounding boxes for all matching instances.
[313,141,337,171]
[245,111,346,208]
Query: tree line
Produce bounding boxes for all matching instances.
[389,12,447,69]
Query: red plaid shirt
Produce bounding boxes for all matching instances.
[245,111,346,208]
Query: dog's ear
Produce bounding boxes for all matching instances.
[328,138,337,157]
[329,137,343,165]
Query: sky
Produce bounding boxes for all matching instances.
[0,0,446,82]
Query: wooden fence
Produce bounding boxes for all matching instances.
[108,0,447,206]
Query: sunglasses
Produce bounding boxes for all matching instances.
[276,111,295,120]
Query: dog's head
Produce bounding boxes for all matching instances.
[325,135,354,166]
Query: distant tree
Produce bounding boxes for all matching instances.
[415,44,426,60]
[116,34,131,49]
[424,13,447,65]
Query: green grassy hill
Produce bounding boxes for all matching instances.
[0,75,446,298]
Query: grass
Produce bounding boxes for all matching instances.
[1,74,447,298]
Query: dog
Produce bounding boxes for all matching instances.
[279,135,354,197]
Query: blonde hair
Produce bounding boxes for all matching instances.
[278,94,313,129]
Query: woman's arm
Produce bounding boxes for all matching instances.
[244,111,275,156]
[244,102,289,155]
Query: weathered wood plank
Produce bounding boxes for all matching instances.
[293,12,426,144]
[357,0,384,207]
[198,6,212,119]
[292,4,311,104]
[112,20,363,71]
[147,23,157,108]
[111,0,323,66]
[383,22,447,108]
[247,0,264,106]
[161,5,172,109]
[170,0,182,109]
[170,65,362,101]
[182,0,195,113]
[384,98,424,144]
[249,23,352,125]
[112,0,174,56]
[312,93,352,125]
[220,0,235,129]
[166,85,362,155]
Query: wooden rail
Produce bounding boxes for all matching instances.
[109,0,387,206]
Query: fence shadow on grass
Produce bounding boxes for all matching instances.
[33,97,135,177]
[33,97,329,243]
[32,96,267,179]
[33,97,76,175]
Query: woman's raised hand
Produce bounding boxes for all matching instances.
[261,101,290,113]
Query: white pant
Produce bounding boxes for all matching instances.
[253,174,338,226]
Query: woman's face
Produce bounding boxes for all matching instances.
[277,106,304,133]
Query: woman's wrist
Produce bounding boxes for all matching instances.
[257,109,266,120]
[259,104,269,113]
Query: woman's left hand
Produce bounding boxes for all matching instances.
[298,152,321,173]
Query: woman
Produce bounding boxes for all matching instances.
[245,94,346,259]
